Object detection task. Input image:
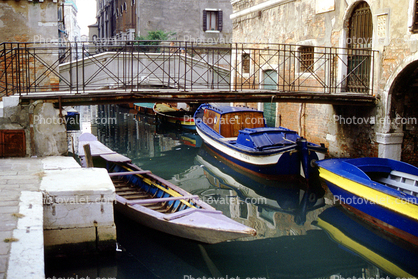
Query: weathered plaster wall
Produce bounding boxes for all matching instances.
[138,0,233,43]
[32,103,67,157]
[2,98,67,157]
[0,0,60,43]
[232,0,418,161]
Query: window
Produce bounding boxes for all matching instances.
[412,0,418,32]
[242,53,250,74]
[203,10,223,32]
[299,46,314,72]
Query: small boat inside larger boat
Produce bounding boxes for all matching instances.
[316,157,418,245]
[193,103,327,180]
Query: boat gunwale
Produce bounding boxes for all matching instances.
[317,158,418,205]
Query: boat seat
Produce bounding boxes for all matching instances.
[374,170,418,197]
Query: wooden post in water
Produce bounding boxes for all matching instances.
[83,143,94,168]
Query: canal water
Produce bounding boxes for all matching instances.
[46,104,418,279]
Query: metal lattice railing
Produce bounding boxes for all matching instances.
[0,41,376,97]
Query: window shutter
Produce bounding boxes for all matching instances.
[218,10,223,32]
[413,1,418,33]
[203,10,207,31]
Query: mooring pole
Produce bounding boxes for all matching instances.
[83,143,94,168]
[298,138,310,182]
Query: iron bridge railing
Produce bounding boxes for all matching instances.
[0,41,377,97]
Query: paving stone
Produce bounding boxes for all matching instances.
[0,191,20,201]
[0,255,8,273]
[0,172,18,176]
[0,239,11,255]
[0,207,19,214]
[0,201,18,207]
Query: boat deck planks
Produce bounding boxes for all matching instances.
[111,177,172,213]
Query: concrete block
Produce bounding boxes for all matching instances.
[44,224,116,254]
[41,156,82,170]
[44,226,96,247]
[40,168,115,201]
[43,203,115,229]
[41,167,116,255]
[2,96,20,109]
[376,132,404,161]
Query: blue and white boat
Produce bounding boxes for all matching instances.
[316,157,418,246]
[193,103,327,180]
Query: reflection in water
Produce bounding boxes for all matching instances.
[51,104,417,279]
[317,206,418,278]
[195,144,327,239]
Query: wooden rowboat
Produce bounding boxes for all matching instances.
[154,103,196,130]
[78,133,256,244]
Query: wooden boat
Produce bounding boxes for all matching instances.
[154,103,195,130]
[316,206,418,278]
[316,157,418,246]
[78,133,256,244]
[134,103,155,115]
[193,103,327,180]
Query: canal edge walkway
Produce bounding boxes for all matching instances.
[0,157,44,279]
[0,156,95,279]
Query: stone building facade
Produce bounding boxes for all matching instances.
[231,0,418,166]
[0,0,62,43]
[96,0,233,43]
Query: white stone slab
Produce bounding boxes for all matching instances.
[7,191,44,279]
[42,156,82,170]
[40,168,115,199]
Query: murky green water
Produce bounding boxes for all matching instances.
[47,104,418,279]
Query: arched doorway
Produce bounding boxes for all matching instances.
[347,1,373,93]
[389,60,418,166]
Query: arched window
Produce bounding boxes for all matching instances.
[347,1,373,93]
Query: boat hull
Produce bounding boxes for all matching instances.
[196,126,325,177]
[115,202,255,244]
[194,103,326,178]
[154,103,195,130]
[317,158,418,244]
